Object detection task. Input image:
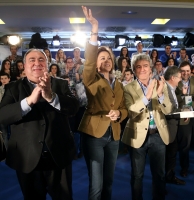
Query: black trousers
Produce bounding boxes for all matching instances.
[177,118,194,170]
[165,137,178,180]
[16,152,73,200]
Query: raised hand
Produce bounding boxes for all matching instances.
[38,72,53,102]
[82,6,98,27]
[146,79,156,100]
[156,76,165,97]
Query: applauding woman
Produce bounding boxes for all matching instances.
[78,6,128,200]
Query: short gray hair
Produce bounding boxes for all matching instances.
[131,53,152,72]
[23,48,48,65]
[164,66,181,81]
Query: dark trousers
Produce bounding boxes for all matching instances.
[130,132,166,200]
[165,137,178,180]
[82,127,119,200]
[177,118,194,170]
[16,152,73,200]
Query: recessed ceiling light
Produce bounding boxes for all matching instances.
[122,11,137,14]
[151,18,170,25]
[0,19,5,24]
[69,18,85,24]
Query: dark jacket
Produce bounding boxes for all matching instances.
[0,77,79,173]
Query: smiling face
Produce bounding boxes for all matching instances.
[24,50,48,83]
[96,51,113,73]
[180,65,191,81]
[134,59,151,82]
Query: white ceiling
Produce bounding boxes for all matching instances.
[0,0,194,42]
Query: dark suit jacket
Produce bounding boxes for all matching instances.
[165,83,179,143]
[0,77,79,173]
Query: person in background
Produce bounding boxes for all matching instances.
[117,57,131,81]
[72,47,85,75]
[15,59,24,79]
[19,69,26,78]
[0,72,11,149]
[122,68,134,86]
[175,61,194,178]
[79,6,128,200]
[150,49,159,67]
[131,42,149,58]
[116,47,131,69]
[43,48,56,67]
[152,60,164,79]
[164,66,185,186]
[49,63,61,77]
[122,53,172,200]
[0,48,79,200]
[160,45,178,67]
[177,48,191,66]
[55,49,66,76]
[5,45,23,76]
[0,59,16,82]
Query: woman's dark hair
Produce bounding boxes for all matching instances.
[0,59,11,73]
[118,57,130,71]
[119,47,130,58]
[165,57,174,67]
[43,48,52,63]
[150,49,159,61]
[49,64,61,77]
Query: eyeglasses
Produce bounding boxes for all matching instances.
[67,61,73,63]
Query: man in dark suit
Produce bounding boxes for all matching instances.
[164,66,185,185]
[0,48,79,200]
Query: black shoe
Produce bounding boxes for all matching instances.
[166,176,186,185]
[180,169,188,178]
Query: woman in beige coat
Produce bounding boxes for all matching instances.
[78,6,128,200]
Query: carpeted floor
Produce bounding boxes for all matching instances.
[0,149,194,200]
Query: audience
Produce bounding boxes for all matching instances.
[49,63,61,77]
[55,49,66,75]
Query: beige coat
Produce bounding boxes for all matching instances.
[122,80,173,148]
[78,43,128,140]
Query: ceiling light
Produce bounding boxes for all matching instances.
[70,32,87,47]
[151,18,170,25]
[7,35,21,45]
[52,35,60,46]
[122,11,137,14]
[115,35,129,48]
[152,34,164,47]
[0,19,5,24]
[69,18,85,24]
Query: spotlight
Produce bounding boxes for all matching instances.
[183,32,194,47]
[152,34,164,47]
[115,35,129,48]
[7,35,21,45]
[171,36,178,46]
[134,35,142,46]
[70,32,87,48]
[52,35,60,46]
[0,34,21,46]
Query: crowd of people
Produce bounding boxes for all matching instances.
[0,6,194,200]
